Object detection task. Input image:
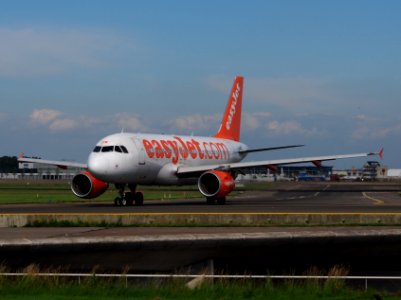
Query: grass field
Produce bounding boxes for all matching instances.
[0,274,390,300]
[0,180,206,204]
[0,179,256,204]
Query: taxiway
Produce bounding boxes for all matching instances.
[0,181,400,214]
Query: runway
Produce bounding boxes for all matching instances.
[1,181,400,214]
[1,182,401,276]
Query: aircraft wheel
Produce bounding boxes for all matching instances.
[217,197,226,205]
[206,197,215,205]
[124,192,134,206]
[119,197,127,206]
[114,197,121,206]
[134,192,144,206]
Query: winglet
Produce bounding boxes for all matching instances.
[378,147,384,159]
[368,147,384,159]
[214,76,244,141]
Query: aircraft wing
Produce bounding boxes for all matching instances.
[18,157,87,169]
[176,149,383,176]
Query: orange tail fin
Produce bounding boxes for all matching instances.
[214,75,244,141]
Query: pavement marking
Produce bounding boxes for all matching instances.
[313,184,330,197]
[362,192,385,205]
[277,184,331,200]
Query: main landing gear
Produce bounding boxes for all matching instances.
[114,184,144,206]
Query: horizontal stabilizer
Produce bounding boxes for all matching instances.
[18,156,87,169]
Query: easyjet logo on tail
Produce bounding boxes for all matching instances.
[214,76,243,142]
[225,82,241,130]
[142,137,230,164]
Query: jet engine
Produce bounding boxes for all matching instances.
[198,170,235,199]
[71,171,109,199]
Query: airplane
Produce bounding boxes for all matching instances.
[18,75,383,206]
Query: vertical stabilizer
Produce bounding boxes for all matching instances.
[214,76,244,141]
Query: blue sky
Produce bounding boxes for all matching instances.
[0,0,400,168]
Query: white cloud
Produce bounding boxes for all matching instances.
[115,113,148,132]
[166,114,221,133]
[163,101,319,138]
[266,120,319,136]
[206,75,332,112]
[248,77,331,110]
[241,111,320,138]
[352,123,401,140]
[349,113,401,140]
[30,109,62,124]
[243,112,272,131]
[354,114,368,121]
[48,118,78,132]
[29,109,151,133]
[30,109,79,132]
[0,27,128,77]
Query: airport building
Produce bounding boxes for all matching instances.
[237,161,397,182]
[0,159,398,182]
[237,165,334,182]
[13,161,83,180]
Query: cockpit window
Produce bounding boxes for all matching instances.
[94,145,128,154]
[102,146,114,152]
[115,146,122,153]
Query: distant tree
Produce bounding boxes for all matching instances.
[0,156,18,172]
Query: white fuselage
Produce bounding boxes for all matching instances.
[87,133,248,185]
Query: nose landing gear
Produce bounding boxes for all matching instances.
[114,184,144,206]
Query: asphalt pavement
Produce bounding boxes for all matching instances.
[0,181,400,214]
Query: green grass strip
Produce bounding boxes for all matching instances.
[0,276,389,300]
[0,181,205,204]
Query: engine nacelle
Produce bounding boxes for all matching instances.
[71,171,109,199]
[198,170,235,199]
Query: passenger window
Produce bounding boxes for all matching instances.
[102,146,114,152]
[121,146,128,153]
[93,146,101,152]
[115,146,122,153]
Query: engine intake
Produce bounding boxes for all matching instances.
[71,171,109,199]
[198,170,235,198]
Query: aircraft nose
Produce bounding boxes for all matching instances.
[87,153,110,179]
